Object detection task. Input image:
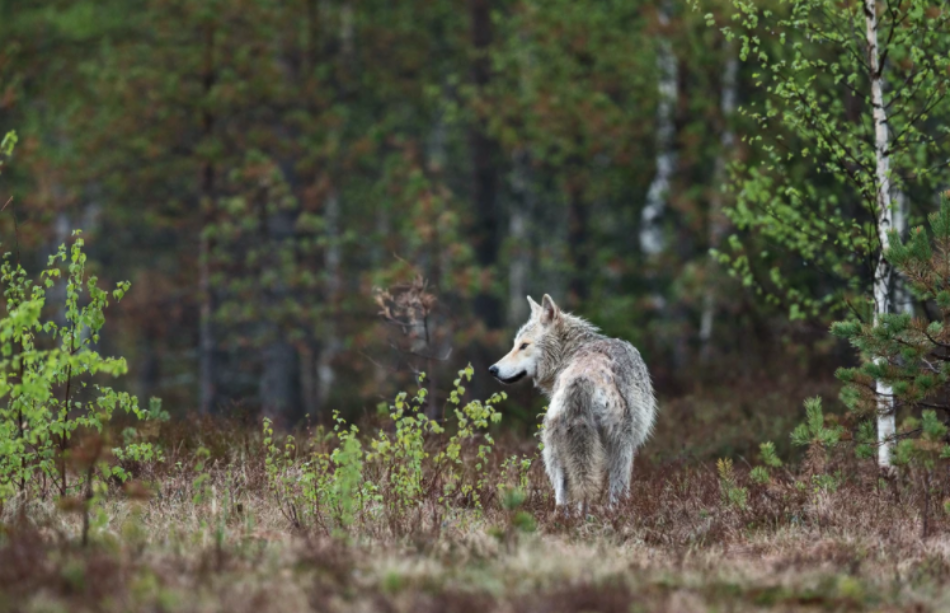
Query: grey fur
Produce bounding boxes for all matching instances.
[491,294,657,508]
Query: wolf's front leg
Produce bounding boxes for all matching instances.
[542,442,568,507]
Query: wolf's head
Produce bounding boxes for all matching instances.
[488,294,561,384]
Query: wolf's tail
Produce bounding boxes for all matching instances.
[551,378,606,502]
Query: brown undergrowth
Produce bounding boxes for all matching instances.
[4,402,950,613]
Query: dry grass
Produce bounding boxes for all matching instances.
[3,389,950,613]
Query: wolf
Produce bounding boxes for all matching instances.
[489,294,656,509]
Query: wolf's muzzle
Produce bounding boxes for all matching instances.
[489,367,527,384]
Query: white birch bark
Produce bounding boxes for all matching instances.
[865,0,896,468]
[892,189,913,316]
[640,1,678,256]
[340,2,354,58]
[313,1,352,412]
[699,50,738,360]
[316,188,341,408]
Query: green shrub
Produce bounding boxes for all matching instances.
[0,234,166,503]
[263,365,506,536]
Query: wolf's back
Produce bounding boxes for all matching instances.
[555,336,657,449]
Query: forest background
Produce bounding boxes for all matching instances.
[2,0,946,458]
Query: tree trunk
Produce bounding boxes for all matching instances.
[699,48,738,361]
[138,333,161,402]
[300,344,318,419]
[370,185,391,398]
[470,0,502,329]
[508,148,534,324]
[198,21,216,415]
[340,1,354,59]
[260,179,298,422]
[316,188,341,410]
[567,177,589,306]
[639,0,677,257]
[198,230,214,414]
[507,29,537,325]
[892,189,914,316]
[865,0,897,469]
[261,341,298,421]
[312,1,354,413]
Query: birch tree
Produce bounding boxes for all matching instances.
[718,0,950,467]
[312,0,353,413]
[316,188,342,410]
[699,45,738,360]
[640,0,678,256]
[864,0,896,467]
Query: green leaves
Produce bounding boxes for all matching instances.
[0,235,161,503]
[718,0,950,318]
[262,364,507,536]
[0,131,15,175]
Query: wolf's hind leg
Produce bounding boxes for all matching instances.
[542,441,568,507]
[562,419,606,506]
[606,437,635,507]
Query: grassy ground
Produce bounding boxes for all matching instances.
[3,379,950,612]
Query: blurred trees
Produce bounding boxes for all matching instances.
[1,0,923,422]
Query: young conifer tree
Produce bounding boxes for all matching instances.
[833,196,950,472]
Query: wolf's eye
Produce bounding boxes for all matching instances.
[519,342,529,350]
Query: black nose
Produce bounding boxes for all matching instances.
[488,365,499,377]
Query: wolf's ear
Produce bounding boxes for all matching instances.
[540,294,560,325]
[527,295,542,317]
